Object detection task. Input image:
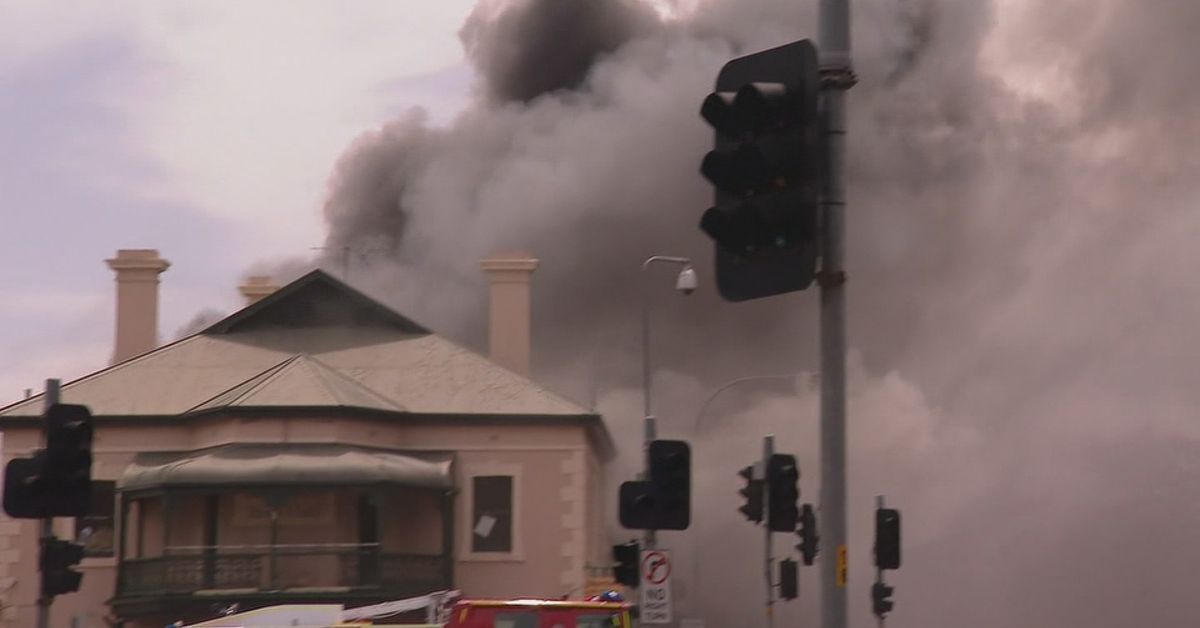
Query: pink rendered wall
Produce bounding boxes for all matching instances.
[0,415,609,627]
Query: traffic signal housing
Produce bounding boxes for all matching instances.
[699,39,822,301]
[737,465,763,523]
[41,537,85,597]
[648,440,690,530]
[3,454,47,519]
[779,558,798,600]
[618,440,691,531]
[874,507,901,570]
[44,403,94,517]
[2,404,95,519]
[618,481,657,530]
[612,542,639,588]
[796,502,818,565]
[766,454,799,532]
[871,582,895,617]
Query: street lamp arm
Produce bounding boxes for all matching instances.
[694,374,802,433]
[640,255,695,423]
[642,255,692,271]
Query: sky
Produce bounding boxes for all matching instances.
[0,1,477,401]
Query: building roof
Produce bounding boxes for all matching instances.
[0,270,593,419]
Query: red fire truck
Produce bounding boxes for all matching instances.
[445,598,632,628]
[184,591,632,628]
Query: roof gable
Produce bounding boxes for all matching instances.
[203,269,428,335]
[187,353,404,413]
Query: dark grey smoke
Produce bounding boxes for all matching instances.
[878,0,936,85]
[460,0,659,103]
[324,111,437,263]
[318,0,1200,626]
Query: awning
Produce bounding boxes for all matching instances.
[117,443,453,492]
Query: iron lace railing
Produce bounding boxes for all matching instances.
[117,543,448,598]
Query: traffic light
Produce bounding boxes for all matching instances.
[648,440,690,530]
[874,507,901,570]
[618,440,691,531]
[766,454,799,532]
[612,542,639,588]
[41,537,85,597]
[698,39,822,302]
[737,465,763,523]
[4,454,47,519]
[778,558,798,600]
[796,502,818,565]
[2,404,95,519]
[44,403,93,517]
[871,581,895,617]
[618,481,657,530]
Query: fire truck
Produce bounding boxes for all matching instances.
[438,598,631,628]
[182,590,632,628]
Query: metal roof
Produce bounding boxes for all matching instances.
[186,353,405,413]
[0,271,592,419]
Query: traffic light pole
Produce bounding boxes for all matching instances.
[817,1,853,628]
[37,378,60,628]
[763,436,775,628]
[875,495,886,628]
[641,255,694,550]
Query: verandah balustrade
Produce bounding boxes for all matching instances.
[117,543,448,597]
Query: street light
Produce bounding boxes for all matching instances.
[675,267,698,294]
[693,373,809,432]
[640,255,696,548]
[641,256,696,438]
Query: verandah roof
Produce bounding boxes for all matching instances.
[117,443,453,492]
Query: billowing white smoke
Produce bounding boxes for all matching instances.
[317,0,1200,626]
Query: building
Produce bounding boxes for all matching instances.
[0,250,616,627]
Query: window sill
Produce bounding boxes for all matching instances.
[459,552,525,563]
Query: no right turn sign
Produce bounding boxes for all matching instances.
[639,550,673,624]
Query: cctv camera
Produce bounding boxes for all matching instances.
[675,267,698,295]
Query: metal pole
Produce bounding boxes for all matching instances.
[641,261,657,551]
[640,255,692,550]
[36,378,61,628]
[876,495,885,628]
[818,1,853,627]
[763,435,775,628]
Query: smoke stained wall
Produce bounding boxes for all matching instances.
[316,0,1200,626]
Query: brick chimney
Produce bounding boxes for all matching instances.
[238,275,279,306]
[480,251,538,376]
[105,249,170,365]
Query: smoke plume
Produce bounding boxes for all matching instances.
[317,0,1200,626]
[460,0,658,103]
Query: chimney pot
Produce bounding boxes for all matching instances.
[238,275,279,306]
[105,249,170,364]
[480,251,538,376]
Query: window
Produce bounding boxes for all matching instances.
[471,476,513,553]
[75,481,115,557]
